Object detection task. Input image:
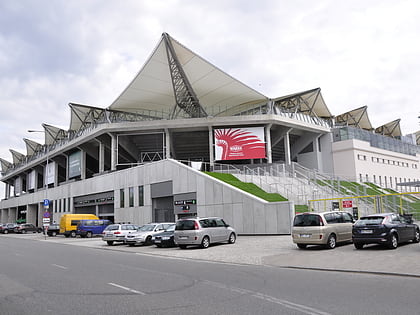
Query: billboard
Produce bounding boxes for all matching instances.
[68,151,82,178]
[45,161,56,185]
[214,127,266,161]
[28,170,36,190]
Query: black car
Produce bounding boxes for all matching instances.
[14,223,43,234]
[46,224,60,236]
[152,224,176,247]
[0,223,18,234]
[352,213,420,249]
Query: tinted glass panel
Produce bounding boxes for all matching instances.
[176,220,196,230]
[354,217,384,226]
[293,214,321,226]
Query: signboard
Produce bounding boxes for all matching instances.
[28,170,36,190]
[332,201,340,210]
[45,161,56,185]
[342,200,353,208]
[214,127,266,161]
[68,150,82,178]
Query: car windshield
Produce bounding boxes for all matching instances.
[175,220,196,230]
[165,225,175,232]
[104,224,119,231]
[138,224,155,232]
[354,217,385,226]
[293,214,322,227]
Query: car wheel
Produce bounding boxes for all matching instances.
[325,234,336,249]
[51,231,57,237]
[21,229,27,234]
[228,233,236,244]
[354,242,364,249]
[413,229,420,243]
[86,232,93,238]
[145,236,152,245]
[297,244,307,249]
[387,233,398,249]
[107,241,114,246]
[179,245,187,249]
[70,231,77,238]
[4,230,8,234]
[201,236,210,249]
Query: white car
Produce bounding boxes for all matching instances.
[102,224,138,245]
[124,222,174,246]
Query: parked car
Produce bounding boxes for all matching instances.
[125,222,174,246]
[174,217,236,249]
[14,223,43,234]
[46,223,60,236]
[77,219,112,238]
[292,211,354,249]
[0,223,18,234]
[352,213,420,249]
[102,224,138,245]
[152,224,176,247]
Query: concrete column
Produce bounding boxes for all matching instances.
[81,150,86,180]
[265,124,272,163]
[284,128,292,165]
[110,133,117,171]
[99,141,105,173]
[165,129,171,159]
[208,127,214,168]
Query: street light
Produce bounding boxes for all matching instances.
[28,129,50,236]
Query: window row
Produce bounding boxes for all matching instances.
[359,174,419,188]
[357,154,418,169]
[120,186,144,208]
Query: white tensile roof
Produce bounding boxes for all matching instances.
[108,33,268,117]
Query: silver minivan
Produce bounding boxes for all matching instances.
[174,217,236,249]
[292,211,354,249]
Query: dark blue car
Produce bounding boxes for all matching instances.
[77,219,112,238]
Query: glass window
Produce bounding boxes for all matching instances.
[120,189,125,208]
[129,187,134,207]
[138,186,144,207]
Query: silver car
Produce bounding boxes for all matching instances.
[102,224,138,245]
[124,222,174,246]
[174,217,236,249]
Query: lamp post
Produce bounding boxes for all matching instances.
[28,130,50,237]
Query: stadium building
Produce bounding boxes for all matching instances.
[1,33,419,234]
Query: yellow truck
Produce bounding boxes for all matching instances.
[59,214,99,237]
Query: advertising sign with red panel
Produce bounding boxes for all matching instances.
[342,200,353,208]
[214,127,266,161]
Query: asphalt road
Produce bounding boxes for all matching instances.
[1,235,420,314]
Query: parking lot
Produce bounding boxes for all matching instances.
[4,232,420,278]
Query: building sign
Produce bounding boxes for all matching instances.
[28,170,36,190]
[68,151,82,178]
[45,161,56,185]
[342,200,353,208]
[214,127,266,161]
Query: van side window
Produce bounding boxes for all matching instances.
[199,219,210,228]
[342,213,353,223]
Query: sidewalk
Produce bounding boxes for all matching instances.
[10,234,420,277]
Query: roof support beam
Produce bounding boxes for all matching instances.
[162,33,207,119]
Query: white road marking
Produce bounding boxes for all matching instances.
[108,282,146,295]
[203,280,331,315]
[51,264,68,269]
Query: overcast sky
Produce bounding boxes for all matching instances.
[1,0,419,191]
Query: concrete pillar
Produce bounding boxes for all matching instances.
[110,133,117,171]
[209,127,214,168]
[165,129,171,159]
[284,128,292,165]
[81,150,86,180]
[265,124,272,163]
[99,140,105,173]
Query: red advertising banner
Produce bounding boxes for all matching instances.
[214,127,266,161]
[342,200,353,208]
